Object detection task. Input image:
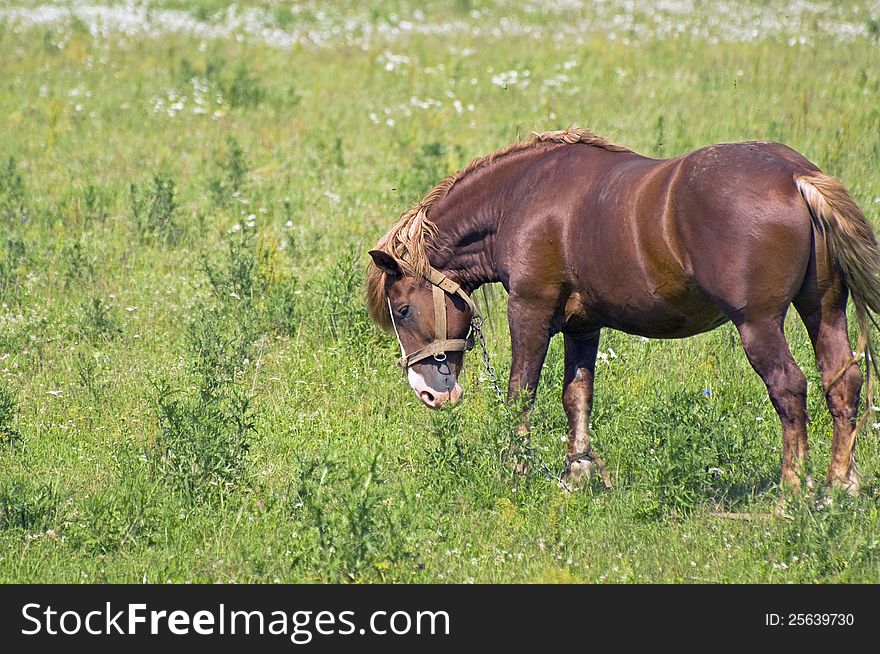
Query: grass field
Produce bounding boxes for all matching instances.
[1,0,880,583]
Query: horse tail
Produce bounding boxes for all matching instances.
[796,170,880,437]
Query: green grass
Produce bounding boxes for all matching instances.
[1,0,880,583]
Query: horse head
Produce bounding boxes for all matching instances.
[369,249,475,409]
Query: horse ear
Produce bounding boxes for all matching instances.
[369,250,403,278]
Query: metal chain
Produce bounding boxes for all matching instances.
[470,316,506,406]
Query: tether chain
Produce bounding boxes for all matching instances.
[471,316,506,406]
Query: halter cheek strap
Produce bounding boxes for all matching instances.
[387,266,479,370]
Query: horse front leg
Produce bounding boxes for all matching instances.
[506,298,552,473]
[561,331,613,489]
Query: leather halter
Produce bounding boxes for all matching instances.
[388,265,479,370]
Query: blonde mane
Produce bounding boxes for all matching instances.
[366,128,630,330]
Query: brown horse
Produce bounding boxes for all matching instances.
[367,128,880,494]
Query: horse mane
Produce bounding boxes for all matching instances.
[366,128,631,330]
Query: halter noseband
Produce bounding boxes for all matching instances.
[388,265,479,370]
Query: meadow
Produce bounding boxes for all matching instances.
[1,0,880,583]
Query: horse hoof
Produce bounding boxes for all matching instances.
[513,460,530,476]
[561,459,595,490]
[827,475,861,497]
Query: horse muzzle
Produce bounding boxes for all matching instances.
[407,366,463,409]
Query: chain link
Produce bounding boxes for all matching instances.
[470,316,506,406]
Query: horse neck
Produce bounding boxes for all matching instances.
[426,154,528,290]
[427,200,498,290]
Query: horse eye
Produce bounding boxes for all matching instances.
[398,305,410,318]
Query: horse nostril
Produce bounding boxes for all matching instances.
[420,390,436,404]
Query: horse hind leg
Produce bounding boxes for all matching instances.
[735,318,811,490]
[794,269,862,495]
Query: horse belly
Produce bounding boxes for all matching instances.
[564,286,728,338]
